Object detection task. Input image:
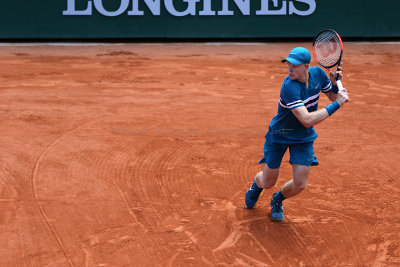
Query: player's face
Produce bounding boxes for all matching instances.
[287,62,309,82]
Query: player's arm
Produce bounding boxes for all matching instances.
[291,88,349,128]
[324,66,343,102]
[325,91,337,102]
[291,106,329,128]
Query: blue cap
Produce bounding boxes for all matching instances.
[281,47,311,65]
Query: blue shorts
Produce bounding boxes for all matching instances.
[258,139,318,169]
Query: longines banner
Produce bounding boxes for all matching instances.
[1,0,399,39]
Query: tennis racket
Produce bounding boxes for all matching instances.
[312,29,344,91]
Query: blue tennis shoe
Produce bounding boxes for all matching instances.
[270,193,284,221]
[245,179,263,209]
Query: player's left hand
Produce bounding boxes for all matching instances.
[329,66,343,85]
[336,87,349,105]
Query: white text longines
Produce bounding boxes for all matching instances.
[63,0,316,17]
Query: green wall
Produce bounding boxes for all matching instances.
[1,0,399,39]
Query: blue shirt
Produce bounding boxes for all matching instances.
[267,66,335,144]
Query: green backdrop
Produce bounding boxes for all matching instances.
[1,0,399,39]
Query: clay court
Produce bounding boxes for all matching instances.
[0,42,399,266]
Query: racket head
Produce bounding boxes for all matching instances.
[312,29,343,69]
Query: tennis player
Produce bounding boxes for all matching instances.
[245,47,349,221]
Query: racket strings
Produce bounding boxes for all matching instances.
[314,32,342,68]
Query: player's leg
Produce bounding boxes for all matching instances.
[269,142,317,221]
[245,142,287,209]
[256,163,280,189]
[245,164,280,209]
[282,142,316,197]
[281,164,310,198]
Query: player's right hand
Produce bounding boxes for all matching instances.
[336,87,349,106]
[329,66,343,85]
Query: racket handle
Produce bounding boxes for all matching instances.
[336,80,344,91]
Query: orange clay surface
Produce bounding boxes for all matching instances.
[0,42,399,266]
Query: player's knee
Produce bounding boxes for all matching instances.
[255,172,267,188]
[257,172,276,189]
[293,178,308,191]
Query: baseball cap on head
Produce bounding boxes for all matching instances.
[281,47,311,65]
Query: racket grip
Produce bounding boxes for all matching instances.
[336,80,344,91]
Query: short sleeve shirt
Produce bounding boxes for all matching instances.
[268,66,333,144]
